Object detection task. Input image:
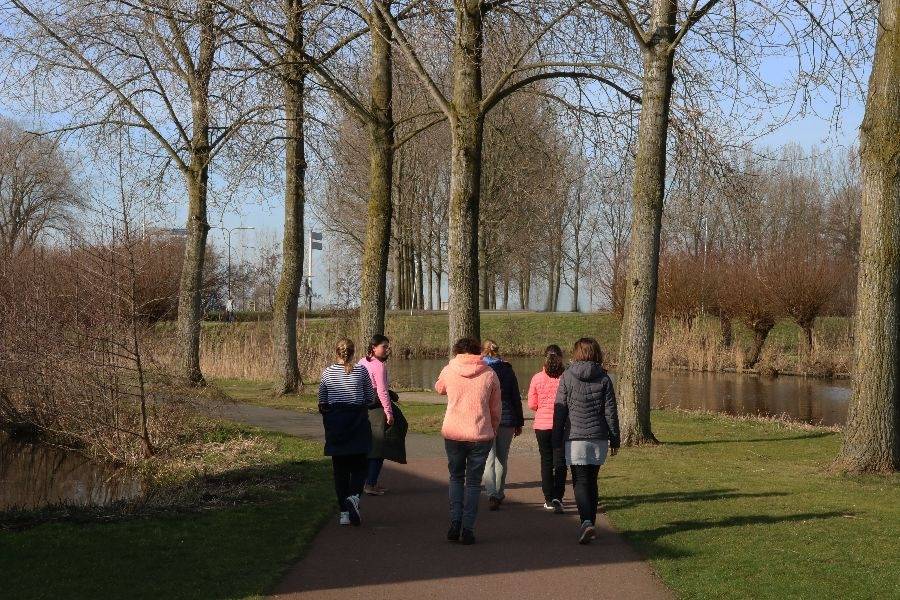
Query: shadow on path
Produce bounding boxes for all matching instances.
[272,456,675,600]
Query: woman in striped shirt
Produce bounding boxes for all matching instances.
[318,338,378,526]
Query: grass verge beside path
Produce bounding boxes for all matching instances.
[216,378,447,435]
[602,411,900,599]
[1,424,333,600]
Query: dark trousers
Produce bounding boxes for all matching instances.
[366,457,384,486]
[570,464,601,524]
[535,429,567,503]
[331,454,367,510]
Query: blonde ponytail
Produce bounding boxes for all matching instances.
[335,338,355,374]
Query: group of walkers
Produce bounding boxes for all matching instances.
[317,333,620,545]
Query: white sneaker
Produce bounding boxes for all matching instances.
[346,494,361,526]
[339,512,351,526]
[578,520,596,545]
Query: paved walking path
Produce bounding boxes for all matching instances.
[203,398,673,600]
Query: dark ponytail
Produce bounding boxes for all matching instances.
[544,344,564,378]
[366,334,390,359]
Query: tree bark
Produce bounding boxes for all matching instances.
[272,1,305,395]
[837,0,900,473]
[176,3,214,385]
[746,321,774,368]
[446,0,484,349]
[478,219,489,309]
[358,0,394,343]
[615,0,676,445]
[426,217,434,311]
[502,277,509,310]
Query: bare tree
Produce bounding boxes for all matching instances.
[375,0,639,348]
[6,0,265,384]
[0,119,82,257]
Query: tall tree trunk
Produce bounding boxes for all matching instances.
[572,247,581,312]
[391,242,401,309]
[435,230,443,309]
[358,0,394,343]
[503,277,509,310]
[416,245,424,309]
[553,258,562,311]
[837,0,900,473]
[176,4,214,385]
[426,222,434,311]
[616,0,676,445]
[446,1,484,349]
[478,223,489,309]
[544,259,555,312]
[272,3,305,394]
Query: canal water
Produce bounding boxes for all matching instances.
[389,357,851,427]
[0,431,141,512]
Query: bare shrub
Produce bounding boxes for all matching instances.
[0,226,191,466]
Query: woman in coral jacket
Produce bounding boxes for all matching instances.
[528,344,567,514]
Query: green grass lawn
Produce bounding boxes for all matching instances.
[1,424,334,600]
[214,378,447,435]
[602,411,900,599]
[5,377,897,599]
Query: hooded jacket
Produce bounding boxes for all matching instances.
[552,361,621,449]
[435,353,502,442]
[482,356,525,428]
[528,368,562,431]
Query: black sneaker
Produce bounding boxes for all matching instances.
[461,528,476,545]
[447,521,462,541]
[551,498,564,514]
[488,496,501,511]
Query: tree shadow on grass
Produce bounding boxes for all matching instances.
[667,431,834,446]
[602,489,789,511]
[619,511,852,561]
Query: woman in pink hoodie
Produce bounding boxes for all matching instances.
[527,344,567,513]
[435,337,501,545]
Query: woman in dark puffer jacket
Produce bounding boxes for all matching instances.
[552,337,621,544]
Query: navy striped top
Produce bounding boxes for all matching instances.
[318,363,377,408]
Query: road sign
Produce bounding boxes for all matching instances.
[311,231,323,241]
[311,241,323,250]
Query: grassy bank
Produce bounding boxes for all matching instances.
[215,378,446,435]
[602,411,899,599]
[1,423,334,600]
[150,311,851,383]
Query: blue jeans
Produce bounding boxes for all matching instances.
[445,439,492,531]
[482,426,515,500]
[366,458,384,486]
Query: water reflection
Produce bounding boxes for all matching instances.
[0,432,141,511]
[389,358,851,426]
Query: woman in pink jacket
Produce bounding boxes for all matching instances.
[528,344,567,514]
[435,337,501,545]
